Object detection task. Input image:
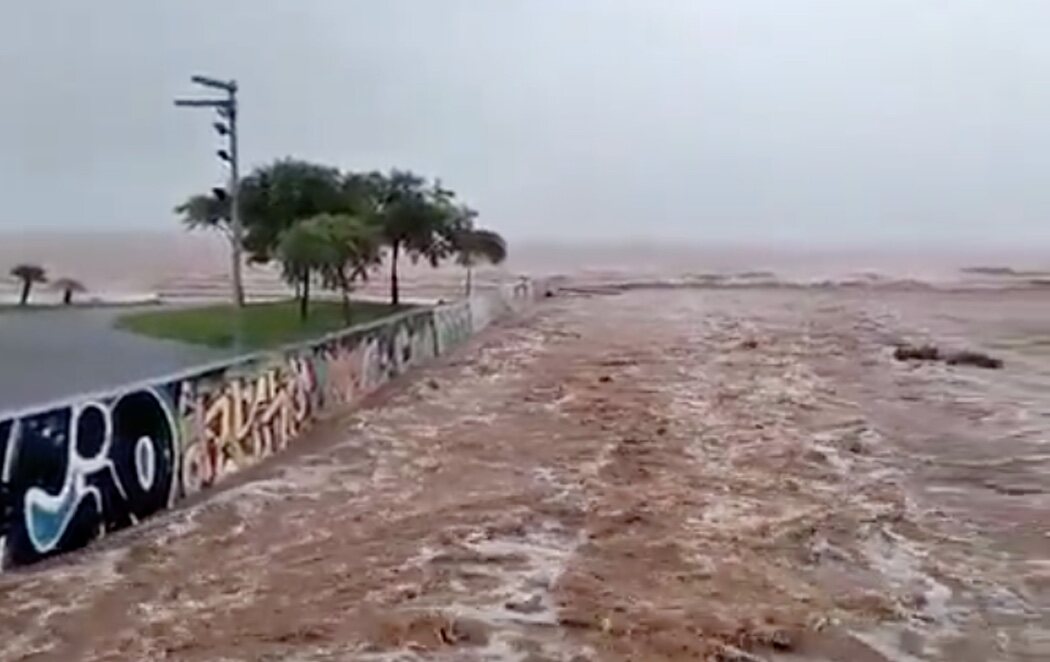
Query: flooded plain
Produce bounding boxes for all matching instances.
[0,286,1048,661]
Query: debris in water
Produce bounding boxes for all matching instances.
[944,350,1003,369]
[894,344,940,361]
[506,594,545,614]
[893,343,1003,369]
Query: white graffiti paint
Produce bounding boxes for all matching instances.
[135,436,156,491]
[23,402,123,553]
[22,388,178,555]
[0,420,18,570]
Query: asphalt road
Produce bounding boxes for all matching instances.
[0,306,229,414]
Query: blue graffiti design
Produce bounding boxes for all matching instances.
[23,403,124,553]
[18,388,178,557]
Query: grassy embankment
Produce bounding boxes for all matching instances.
[116,299,407,350]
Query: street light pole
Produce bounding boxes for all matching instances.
[175,75,245,308]
[226,90,244,309]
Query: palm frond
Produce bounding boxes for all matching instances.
[10,264,47,283]
[454,228,507,267]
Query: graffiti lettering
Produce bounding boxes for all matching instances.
[436,304,473,353]
[181,357,316,495]
[316,340,369,408]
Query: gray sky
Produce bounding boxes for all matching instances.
[3,1,1050,245]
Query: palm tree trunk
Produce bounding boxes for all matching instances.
[18,280,30,306]
[390,241,400,306]
[63,288,72,305]
[465,265,473,297]
[299,271,310,321]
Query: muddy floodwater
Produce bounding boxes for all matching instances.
[1,287,1049,661]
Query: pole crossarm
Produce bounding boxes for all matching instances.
[174,98,231,108]
[191,75,237,92]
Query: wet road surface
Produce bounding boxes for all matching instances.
[0,307,226,413]
[1,288,1048,661]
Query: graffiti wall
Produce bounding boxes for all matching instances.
[434,302,473,354]
[178,356,316,497]
[0,284,542,571]
[470,278,534,333]
[0,388,180,567]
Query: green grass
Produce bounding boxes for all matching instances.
[116,299,408,350]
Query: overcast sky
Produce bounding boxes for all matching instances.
[2,1,1050,245]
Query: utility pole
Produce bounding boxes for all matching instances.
[175,75,245,308]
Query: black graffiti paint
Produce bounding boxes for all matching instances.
[110,391,177,519]
[1,387,178,568]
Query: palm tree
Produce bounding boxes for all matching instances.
[175,191,245,307]
[276,220,336,321]
[453,228,508,296]
[51,277,86,305]
[10,264,47,306]
[374,171,458,305]
[176,192,230,234]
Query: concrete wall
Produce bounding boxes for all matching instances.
[0,283,540,571]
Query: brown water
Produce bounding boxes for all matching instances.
[732,287,1050,660]
[3,232,1050,658]
[4,232,1050,303]
[0,286,1048,660]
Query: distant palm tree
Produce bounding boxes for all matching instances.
[51,277,86,305]
[10,264,47,306]
[453,228,507,296]
[373,171,459,305]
